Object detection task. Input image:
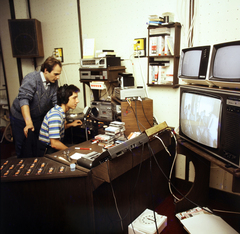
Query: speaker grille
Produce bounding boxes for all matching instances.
[8,19,44,58]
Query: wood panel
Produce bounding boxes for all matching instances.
[112,96,153,137]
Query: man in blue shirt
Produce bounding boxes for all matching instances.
[39,84,82,154]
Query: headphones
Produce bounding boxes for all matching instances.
[61,84,68,104]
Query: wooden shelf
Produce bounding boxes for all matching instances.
[147,22,181,87]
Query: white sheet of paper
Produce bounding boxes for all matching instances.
[181,213,238,234]
[70,153,86,160]
[83,38,95,58]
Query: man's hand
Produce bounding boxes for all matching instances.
[24,124,34,138]
[65,119,82,129]
[71,119,82,127]
[21,105,34,138]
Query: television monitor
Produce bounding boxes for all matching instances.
[179,85,240,168]
[178,45,213,87]
[209,40,240,89]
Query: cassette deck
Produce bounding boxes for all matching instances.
[81,57,120,69]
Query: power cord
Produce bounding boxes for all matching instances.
[148,142,160,234]
[138,96,153,127]
[106,161,124,231]
[149,130,215,216]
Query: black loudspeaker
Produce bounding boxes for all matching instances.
[8,19,44,58]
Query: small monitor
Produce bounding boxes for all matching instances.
[178,45,211,80]
[181,50,202,77]
[210,41,240,81]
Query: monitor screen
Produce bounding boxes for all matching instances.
[182,50,202,77]
[213,45,240,79]
[180,92,221,148]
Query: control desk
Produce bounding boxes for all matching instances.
[1,129,172,234]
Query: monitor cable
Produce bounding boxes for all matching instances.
[152,132,240,219]
[138,96,153,127]
[126,98,146,133]
[105,142,146,233]
[149,129,215,216]
[106,161,124,231]
[148,142,160,234]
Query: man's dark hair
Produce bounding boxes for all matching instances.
[40,56,62,73]
[57,84,80,105]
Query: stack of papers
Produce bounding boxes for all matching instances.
[176,207,238,234]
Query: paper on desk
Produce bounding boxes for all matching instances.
[181,213,238,234]
[70,153,86,160]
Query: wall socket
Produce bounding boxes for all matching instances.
[54,48,64,62]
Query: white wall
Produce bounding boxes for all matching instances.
[0,0,84,112]
[193,1,240,46]
[80,0,189,128]
[0,0,20,106]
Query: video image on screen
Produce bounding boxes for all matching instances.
[181,93,221,148]
[182,51,202,77]
[213,45,240,79]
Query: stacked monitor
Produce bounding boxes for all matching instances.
[178,40,240,89]
[179,85,240,168]
[178,40,240,168]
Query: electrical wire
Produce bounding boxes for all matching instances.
[139,97,153,127]
[129,144,145,234]
[154,131,186,202]
[134,44,159,124]
[156,132,180,201]
[134,99,141,132]
[187,0,197,47]
[106,161,124,231]
[212,209,240,215]
[89,171,116,229]
[148,142,160,234]
[125,99,144,132]
[104,143,147,233]
[149,130,215,216]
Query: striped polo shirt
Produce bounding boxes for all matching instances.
[39,105,65,145]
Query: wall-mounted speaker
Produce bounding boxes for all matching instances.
[8,19,44,58]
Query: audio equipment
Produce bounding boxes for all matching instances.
[80,70,108,80]
[8,19,44,58]
[91,100,112,120]
[1,156,94,233]
[114,87,146,100]
[118,73,135,88]
[107,133,149,159]
[76,151,110,169]
[80,57,121,68]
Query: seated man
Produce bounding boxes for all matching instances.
[39,84,82,154]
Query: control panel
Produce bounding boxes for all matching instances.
[1,156,86,182]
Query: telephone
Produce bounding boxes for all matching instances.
[129,209,167,234]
